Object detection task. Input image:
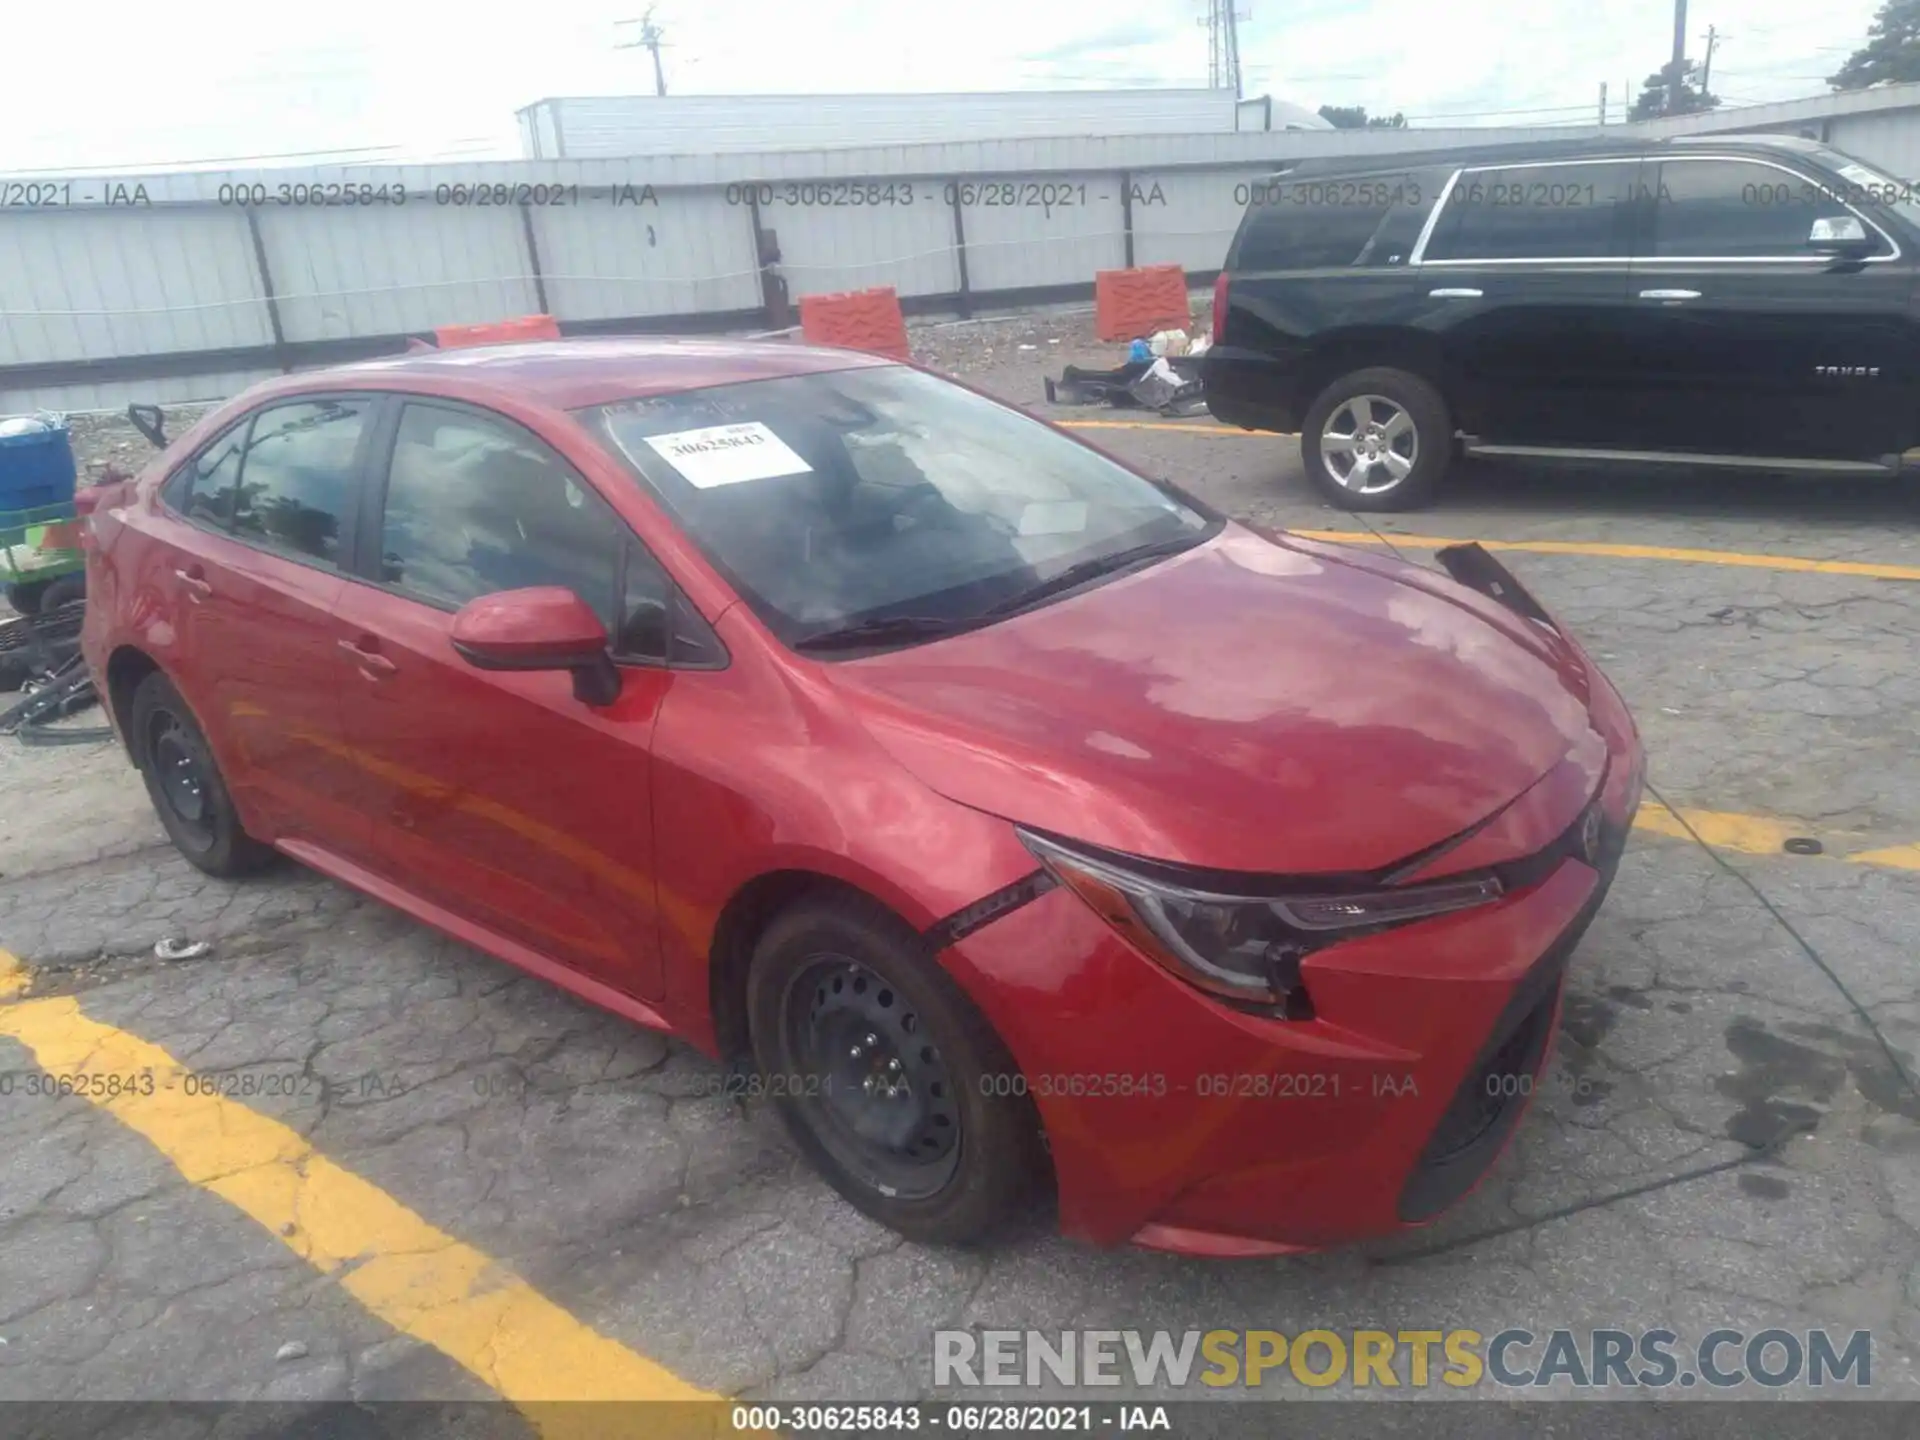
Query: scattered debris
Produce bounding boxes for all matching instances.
[154,937,211,962]
[1018,343,1037,351]
[274,1341,310,1363]
[1046,353,1208,417]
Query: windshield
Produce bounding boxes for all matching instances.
[583,366,1215,650]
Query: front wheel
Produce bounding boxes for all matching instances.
[746,894,1047,1244]
[1301,367,1452,511]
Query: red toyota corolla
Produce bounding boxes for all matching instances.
[80,339,1642,1255]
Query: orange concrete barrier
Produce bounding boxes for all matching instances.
[798,287,911,361]
[1094,265,1192,342]
[433,314,563,349]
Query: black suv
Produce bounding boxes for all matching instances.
[1204,135,1920,509]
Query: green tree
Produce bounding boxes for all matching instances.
[1318,104,1368,129]
[1317,105,1408,129]
[1829,0,1920,89]
[1629,59,1720,120]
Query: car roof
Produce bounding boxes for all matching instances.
[287,336,896,411]
[1271,132,1841,180]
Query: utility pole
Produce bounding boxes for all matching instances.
[1700,24,1721,94]
[1599,81,1608,125]
[616,9,668,97]
[1668,0,1689,114]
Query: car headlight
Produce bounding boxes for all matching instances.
[1018,828,1505,1016]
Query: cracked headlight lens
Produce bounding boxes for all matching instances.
[1018,828,1504,1014]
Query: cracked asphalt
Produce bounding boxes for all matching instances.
[3,334,1920,1419]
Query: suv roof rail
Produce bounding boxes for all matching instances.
[1268,131,1831,182]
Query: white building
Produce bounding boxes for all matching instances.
[515,88,1332,159]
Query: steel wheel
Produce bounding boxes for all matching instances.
[147,710,215,848]
[783,954,963,1200]
[129,670,275,877]
[1319,394,1419,495]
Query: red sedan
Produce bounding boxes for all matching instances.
[80,339,1642,1255]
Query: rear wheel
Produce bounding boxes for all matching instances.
[746,894,1046,1244]
[5,580,48,616]
[130,671,275,877]
[36,573,85,613]
[1301,367,1451,511]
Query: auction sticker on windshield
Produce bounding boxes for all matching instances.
[643,421,812,489]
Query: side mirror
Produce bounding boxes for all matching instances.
[127,403,167,449]
[1809,215,1875,258]
[450,586,620,705]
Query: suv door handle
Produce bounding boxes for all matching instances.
[173,567,212,602]
[338,638,398,677]
[1639,288,1702,301]
[1428,287,1483,298]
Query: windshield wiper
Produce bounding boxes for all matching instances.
[983,533,1202,618]
[792,614,981,652]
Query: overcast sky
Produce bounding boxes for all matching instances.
[1,0,1887,172]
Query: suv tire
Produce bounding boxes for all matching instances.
[1301,367,1451,511]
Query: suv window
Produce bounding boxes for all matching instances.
[1421,161,1640,262]
[230,399,368,567]
[1646,159,1890,259]
[378,402,696,663]
[1236,174,1427,270]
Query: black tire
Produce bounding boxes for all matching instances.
[746,893,1047,1244]
[36,573,85,613]
[129,671,275,878]
[1300,366,1452,511]
[5,580,48,616]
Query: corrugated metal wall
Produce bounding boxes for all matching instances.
[25,102,1920,415]
[516,90,1255,158]
[9,129,1580,413]
[1826,113,1920,181]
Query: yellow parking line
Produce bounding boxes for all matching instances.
[1634,802,1920,872]
[1056,419,1258,436]
[0,949,718,1434]
[1049,426,1920,581]
[1293,530,1920,583]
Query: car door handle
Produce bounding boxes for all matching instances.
[337,638,398,677]
[173,567,212,601]
[1428,288,1483,298]
[1639,288,1702,301]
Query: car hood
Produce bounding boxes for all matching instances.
[828,525,1601,875]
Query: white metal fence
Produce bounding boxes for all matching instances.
[13,91,1920,416]
[1,127,1594,414]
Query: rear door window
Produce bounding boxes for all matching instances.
[229,399,370,568]
[1420,161,1641,262]
[162,422,250,528]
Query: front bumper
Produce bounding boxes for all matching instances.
[940,659,1643,1255]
